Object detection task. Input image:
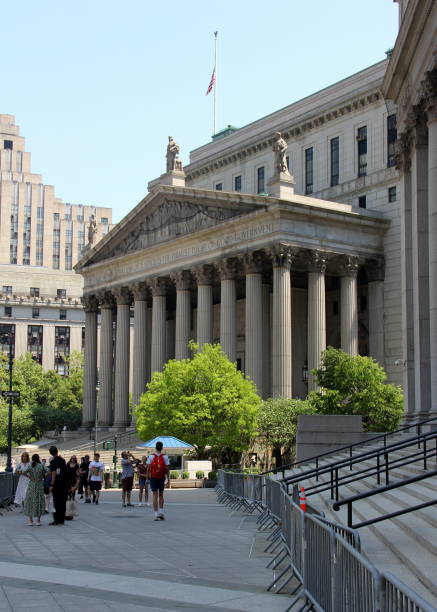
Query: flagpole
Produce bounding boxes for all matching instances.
[213,31,218,135]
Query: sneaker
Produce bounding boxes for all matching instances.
[153,516,160,521]
[122,503,126,508]
[126,503,134,507]
[85,499,91,504]
[79,495,83,500]
[95,499,99,505]
[158,514,165,520]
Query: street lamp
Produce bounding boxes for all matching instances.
[1,331,16,473]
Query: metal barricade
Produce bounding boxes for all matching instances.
[380,571,436,612]
[0,472,17,512]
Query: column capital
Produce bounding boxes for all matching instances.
[217,257,239,281]
[113,286,132,306]
[421,68,437,124]
[150,277,168,297]
[366,256,385,283]
[339,254,360,277]
[132,281,149,301]
[304,249,328,273]
[242,251,264,275]
[395,130,412,172]
[82,294,99,313]
[98,291,115,309]
[267,243,298,269]
[194,264,214,286]
[170,270,192,291]
[409,104,428,147]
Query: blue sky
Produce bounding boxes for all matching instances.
[3,1,399,223]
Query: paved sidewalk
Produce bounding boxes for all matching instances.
[0,488,288,611]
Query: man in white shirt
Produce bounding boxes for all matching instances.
[87,453,105,505]
[146,441,170,521]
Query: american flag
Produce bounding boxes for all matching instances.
[205,68,216,96]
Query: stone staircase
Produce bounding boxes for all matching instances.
[276,435,437,607]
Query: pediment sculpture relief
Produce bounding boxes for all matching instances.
[93,199,254,262]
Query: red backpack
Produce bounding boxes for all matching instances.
[150,453,167,478]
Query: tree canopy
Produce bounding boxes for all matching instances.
[0,351,83,449]
[308,347,404,431]
[136,343,261,460]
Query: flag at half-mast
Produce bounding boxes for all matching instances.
[205,67,216,96]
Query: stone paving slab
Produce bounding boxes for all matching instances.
[0,489,289,611]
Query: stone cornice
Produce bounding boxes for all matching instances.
[185,90,382,181]
[0,295,82,307]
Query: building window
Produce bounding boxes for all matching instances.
[358,195,367,209]
[0,324,15,358]
[4,140,13,150]
[305,148,313,195]
[257,167,265,194]
[81,327,85,350]
[30,287,40,298]
[27,325,43,364]
[357,126,367,177]
[52,254,60,269]
[387,114,397,168]
[77,214,84,222]
[330,137,339,186]
[57,289,66,298]
[32,307,40,319]
[4,306,12,317]
[59,309,67,320]
[388,186,397,202]
[215,182,223,191]
[100,217,108,224]
[234,175,242,192]
[2,286,12,296]
[54,326,70,376]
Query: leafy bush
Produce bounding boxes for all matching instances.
[182,471,190,479]
[195,470,205,479]
[208,471,217,481]
[308,348,404,432]
[243,467,260,474]
[169,471,179,479]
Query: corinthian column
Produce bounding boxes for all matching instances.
[244,252,264,395]
[219,258,238,362]
[82,295,98,428]
[367,257,385,368]
[132,282,150,422]
[151,278,167,373]
[307,251,327,392]
[113,287,131,429]
[173,270,192,360]
[425,77,437,415]
[269,245,295,398]
[195,264,214,349]
[98,292,115,426]
[340,256,359,356]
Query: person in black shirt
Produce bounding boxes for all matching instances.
[48,446,68,525]
[79,455,91,503]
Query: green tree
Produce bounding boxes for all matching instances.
[259,398,314,466]
[308,347,404,431]
[136,343,261,460]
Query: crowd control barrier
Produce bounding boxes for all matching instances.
[0,472,18,515]
[216,469,435,612]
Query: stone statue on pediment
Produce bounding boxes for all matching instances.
[87,214,97,245]
[273,131,289,175]
[166,136,182,172]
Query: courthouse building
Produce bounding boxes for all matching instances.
[0,114,112,373]
[76,0,436,430]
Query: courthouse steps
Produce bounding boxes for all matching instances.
[277,440,437,607]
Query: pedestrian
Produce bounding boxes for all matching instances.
[147,441,170,521]
[121,451,137,508]
[79,454,91,503]
[66,456,80,500]
[137,455,150,507]
[23,454,45,526]
[88,453,105,504]
[48,446,68,526]
[14,452,31,507]
[77,456,84,498]
[42,458,52,514]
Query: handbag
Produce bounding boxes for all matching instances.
[66,499,78,518]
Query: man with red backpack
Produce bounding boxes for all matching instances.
[146,441,170,521]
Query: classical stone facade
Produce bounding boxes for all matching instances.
[382,0,437,420]
[0,115,113,373]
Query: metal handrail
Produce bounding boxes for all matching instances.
[259,415,437,478]
[282,429,437,495]
[332,468,437,528]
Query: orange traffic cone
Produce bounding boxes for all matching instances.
[299,486,307,512]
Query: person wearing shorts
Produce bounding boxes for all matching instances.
[147,441,170,521]
[137,456,150,507]
[120,451,137,508]
[88,453,105,504]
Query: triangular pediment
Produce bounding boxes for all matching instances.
[79,186,263,268]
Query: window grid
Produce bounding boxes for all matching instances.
[234,175,242,192]
[330,137,339,186]
[257,167,265,194]
[305,148,313,195]
[357,126,367,177]
[387,114,397,168]
[27,325,43,364]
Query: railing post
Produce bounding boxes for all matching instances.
[376,452,381,485]
[335,467,339,501]
[384,452,389,485]
[330,468,334,499]
[316,456,319,482]
[418,424,422,449]
[423,438,427,470]
[349,446,353,471]
[347,502,352,528]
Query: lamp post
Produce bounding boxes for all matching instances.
[1,331,15,472]
[94,381,100,454]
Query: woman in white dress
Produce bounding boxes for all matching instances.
[14,452,31,506]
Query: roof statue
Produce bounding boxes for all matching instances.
[272,131,289,175]
[87,214,97,246]
[166,136,183,172]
